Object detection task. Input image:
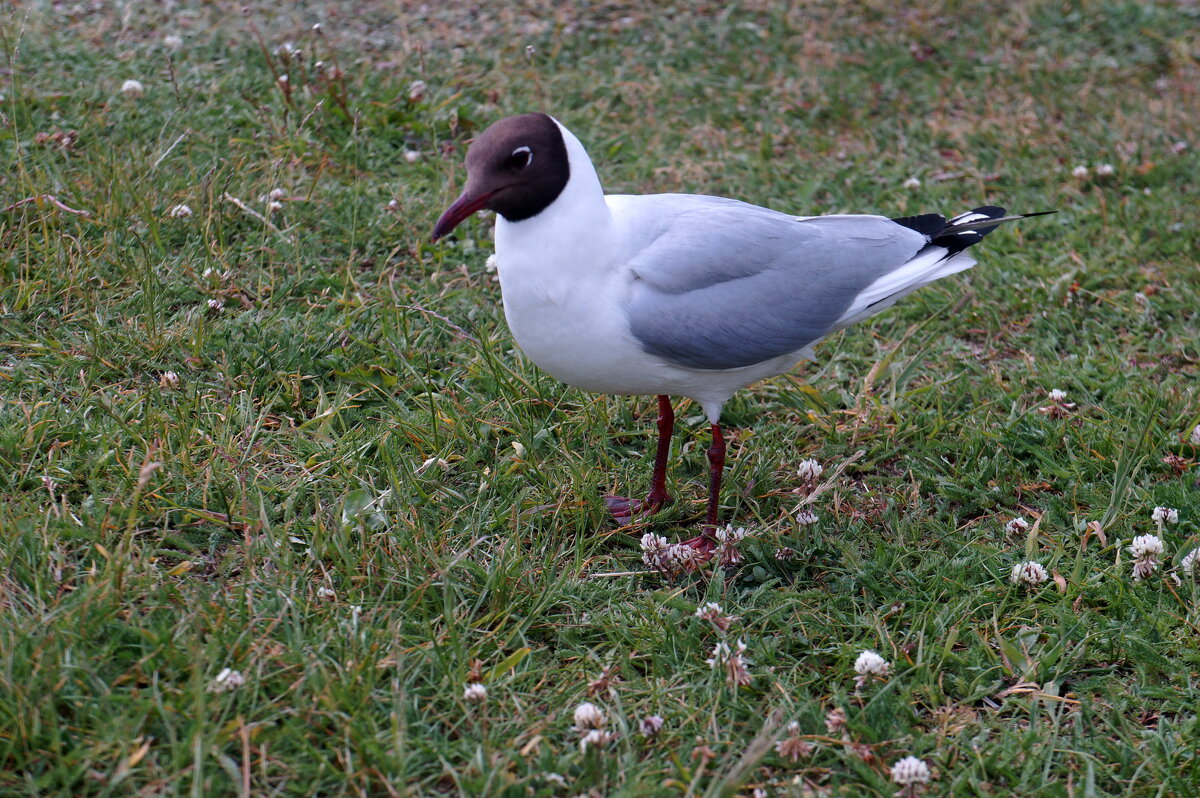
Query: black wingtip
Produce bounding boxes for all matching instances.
[893,207,1056,256]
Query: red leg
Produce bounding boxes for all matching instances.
[704,422,725,531]
[605,395,675,521]
[647,395,674,507]
[679,422,724,554]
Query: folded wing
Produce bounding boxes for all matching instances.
[623,196,959,371]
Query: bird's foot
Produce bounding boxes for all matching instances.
[679,530,718,556]
[603,491,671,523]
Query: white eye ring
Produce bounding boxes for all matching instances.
[511,145,533,166]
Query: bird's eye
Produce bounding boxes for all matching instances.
[507,145,533,169]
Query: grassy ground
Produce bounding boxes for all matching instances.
[2,1,1199,795]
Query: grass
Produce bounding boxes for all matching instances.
[1,0,1198,795]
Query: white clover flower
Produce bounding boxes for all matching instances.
[853,649,890,688]
[854,650,890,677]
[268,188,286,201]
[159,371,180,389]
[706,639,752,687]
[168,203,192,218]
[1071,165,1088,178]
[1171,141,1188,154]
[1010,560,1049,586]
[267,201,283,213]
[1129,533,1164,559]
[638,715,664,736]
[1151,507,1179,525]
[208,668,245,693]
[774,720,814,761]
[403,149,422,163]
[316,585,336,601]
[890,755,932,786]
[207,298,224,312]
[640,533,670,563]
[641,533,706,574]
[1005,517,1030,535]
[713,524,749,565]
[121,79,145,98]
[1048,389,1067,402]
[277,74,289,86]
[1181,549,1199,577]
[484,253,498,273]
[796,459,823,483]
[902,176,921,189]
[1095,163,1115,176]
[276,41,299,57]
[825,707,847,735]
[463,682,487,702]
[572,702,606,731]
[1133,292,1149,307]
[1129,533,1165,581]
[579,728,616,751]
[408,80,427,102]
[1189,424,1200,446]
[796,510,818,526]
[695,602,733,632]
[384,198,400,212]
[163,34,183,49]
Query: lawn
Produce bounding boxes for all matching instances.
[1,1,1198,795]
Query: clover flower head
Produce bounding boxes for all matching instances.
[796,459,823,483]
[572,702,606,731]
[774,720,814,761]
[1005,517,1030,535]
[579,728,616,751]
[853,649,890,688]
[1151,507,1179,525]
[1181,549,1198,577]
[208,668,245,693]
[706,639,752,687]
[891,755,932,786]
[1010,560,1048,586]
[714,524,749,566]
[1129,534,1165,581]
[638,715,664,736]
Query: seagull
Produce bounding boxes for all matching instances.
[433,113,1050,559]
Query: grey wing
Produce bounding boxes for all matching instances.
[624,200,929,371]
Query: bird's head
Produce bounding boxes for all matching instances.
[432,113,571,240]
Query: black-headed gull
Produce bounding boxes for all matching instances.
[433,113,1049,559]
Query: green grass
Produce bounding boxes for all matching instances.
[2,1,1199,795]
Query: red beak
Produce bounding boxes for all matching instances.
[432,190,492,241]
